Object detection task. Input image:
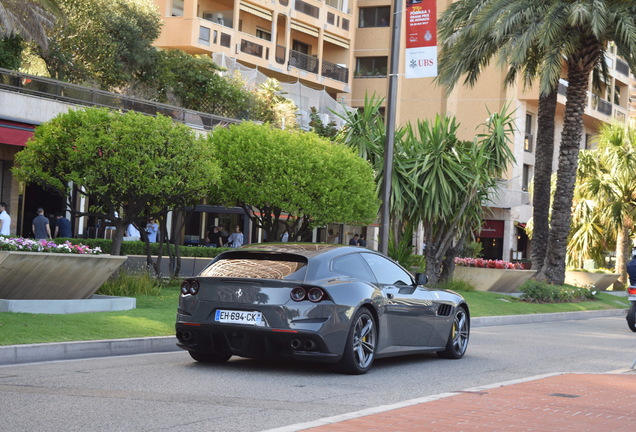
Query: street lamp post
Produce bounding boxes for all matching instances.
[379,0,402,255]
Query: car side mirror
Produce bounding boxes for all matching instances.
[415,273,428,285]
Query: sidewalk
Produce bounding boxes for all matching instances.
[267,372,636,432]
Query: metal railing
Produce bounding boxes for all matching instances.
[591,94,613,116]
[321,59,349,83]
[289,50,319,74]
[616,58,630,76]
[0,67,240,129]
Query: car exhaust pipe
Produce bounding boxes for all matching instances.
[303,340,315,351]
[290,339,301,350]
[181,331,192,342]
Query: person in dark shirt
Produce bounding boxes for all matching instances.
[357,235,367,247]
[208,226,224,247]
[55,213,72,238]
[32,207,51,240]
[349,234,359,245]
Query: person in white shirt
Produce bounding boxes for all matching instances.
[0,202,11,236]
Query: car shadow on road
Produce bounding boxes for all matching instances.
[179,351,452,376]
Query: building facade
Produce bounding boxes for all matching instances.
[151,0,633,259]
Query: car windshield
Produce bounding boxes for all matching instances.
[200,253,308,280]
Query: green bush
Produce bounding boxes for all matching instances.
[520,279,597,303]
[53,238,228,258]
[439,279,476,292]
[461,241,483,258]
[97,270,162,297]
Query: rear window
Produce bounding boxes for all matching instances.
[200,253,308,280]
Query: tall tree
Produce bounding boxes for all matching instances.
[13,107,219,255]
[573,123,636,287]
[211,121,379,242]
[439,0,636,284]
[40,0,160,89]
[0,0,61,51]
[438,0,559,274]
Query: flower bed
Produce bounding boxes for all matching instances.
[454,257,523,270]
[0,238,124,300]
[454,257,534,292]
[0,236,101,254]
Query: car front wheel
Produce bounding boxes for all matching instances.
[337,308,377,375]
[437,306,469,359]
[188,350,232,363]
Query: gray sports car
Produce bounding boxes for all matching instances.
[175,243,470,374]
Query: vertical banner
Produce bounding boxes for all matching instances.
[405,0,437,78]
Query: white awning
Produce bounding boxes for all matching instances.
[240,1,272,20]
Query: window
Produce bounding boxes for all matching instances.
[524,113,533,152]
[295,0,319,18]
[355,57,387,77]
[198,26,210,45]
[171,0,184,16]
[326,0,346,12]
[522,164,532,192]
[292,40,310,55]
[256,28,271,41]
[361,253,413,286]
[200,254,307,280]
[614,84,621,106]
[331,254,377,282]
[359,7,390,28]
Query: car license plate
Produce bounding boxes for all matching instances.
[215,310,262,325]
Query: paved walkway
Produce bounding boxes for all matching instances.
[270,372,636,432]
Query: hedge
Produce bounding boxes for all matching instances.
[52,238,228,258]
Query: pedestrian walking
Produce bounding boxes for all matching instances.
[32,207,51,240]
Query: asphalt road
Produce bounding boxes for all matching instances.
[1,316,634,432]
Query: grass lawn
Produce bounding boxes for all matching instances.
[0,287,631,346]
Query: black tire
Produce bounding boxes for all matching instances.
[337,308,377,375]
[627,304,636,332]
[188,350,232,363]
[437,306,470,359]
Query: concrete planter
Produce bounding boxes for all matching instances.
[453,266,536,293]
[0,251,126,300]
[564,271,620,291]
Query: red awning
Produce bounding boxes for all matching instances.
[479,220,504,238]
[0,120,35,147]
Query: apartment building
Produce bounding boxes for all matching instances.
[152,0,354,127]
[152,0,632,258]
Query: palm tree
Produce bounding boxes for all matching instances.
[439,0,636,284]
[573,124,636,287]
[438,0,559,273]
[0,0,62,51]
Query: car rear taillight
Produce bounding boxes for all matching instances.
[290,286,327,303]
[290,287,306,301]
[628,287,636,295]
[307,287,325,303]
[181,280,200,296]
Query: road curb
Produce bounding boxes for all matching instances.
[0,309,628,366]
[472,308,627,327]
[0,336,180,366]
